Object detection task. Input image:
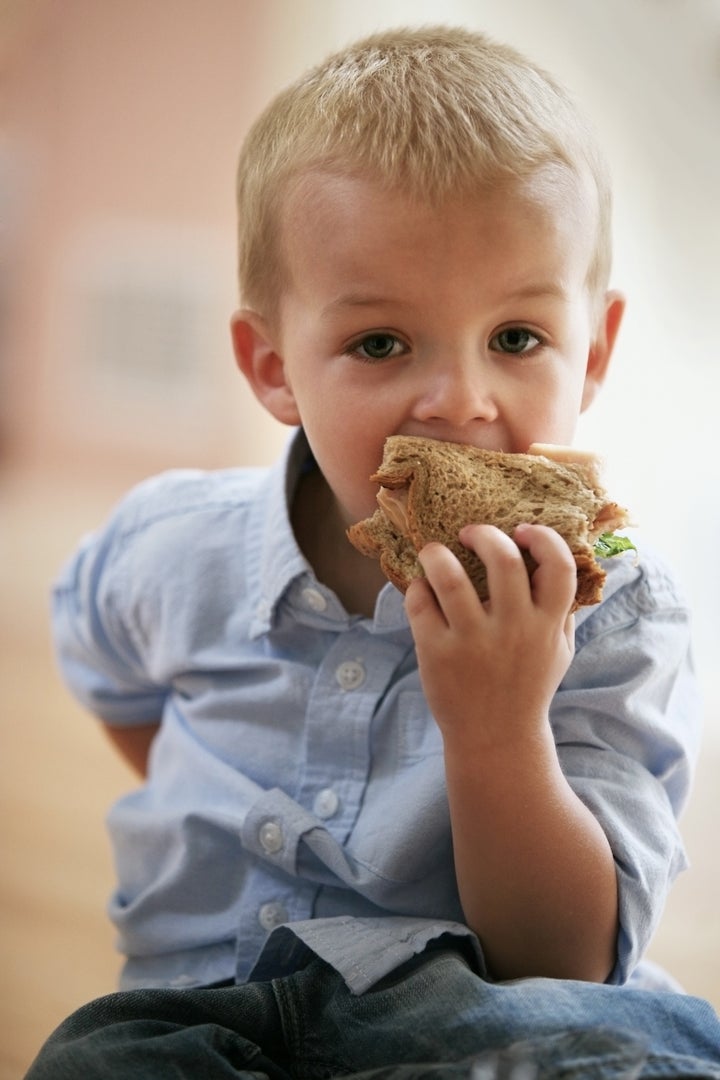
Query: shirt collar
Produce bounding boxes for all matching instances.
[247,429,409,638]
[247,429,310,637]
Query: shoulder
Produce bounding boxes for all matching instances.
[108,465,270,537]
[575,542,689,647]
[56,465,276,668]
[57,464,275,613]
[98,465,277,597]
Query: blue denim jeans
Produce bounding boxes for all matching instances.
[25,949,720,1079]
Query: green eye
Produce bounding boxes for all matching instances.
[355,334,402,360]
[491,328,540,354]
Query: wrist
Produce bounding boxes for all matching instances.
[440,706,556,765]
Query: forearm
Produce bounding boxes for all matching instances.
[102,721,160,778]
[444,721,618,983]
[409,528,619,980]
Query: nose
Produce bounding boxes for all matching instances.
[411,356,499,430]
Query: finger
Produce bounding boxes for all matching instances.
[404,569,457,645]
[564,611,576,652]
[513,523,577,615]
[404,573,444,626]
[458,523,532,610]
[415,541,483,630]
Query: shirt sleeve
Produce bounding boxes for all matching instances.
[551,549,702,984]
[51,477,178,726]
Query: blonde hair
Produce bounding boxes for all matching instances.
[236,25,612,315]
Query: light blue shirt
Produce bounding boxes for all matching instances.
[52,432,701,992]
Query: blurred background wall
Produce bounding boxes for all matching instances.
[1,1,718,1076]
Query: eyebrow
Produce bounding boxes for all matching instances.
[321,282,570,318]
[504,282,570,302]
[321,293,409,317]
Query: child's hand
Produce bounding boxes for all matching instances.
[405,523,576,749]
[406,524,617,982]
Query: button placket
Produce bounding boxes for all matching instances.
[335,659,366,691]
[258,901,288,931]
[313,787,340,820]
[295,631,410,847]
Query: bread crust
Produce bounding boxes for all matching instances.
[347,436,629,610]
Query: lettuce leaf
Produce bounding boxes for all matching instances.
[593,532,637,559]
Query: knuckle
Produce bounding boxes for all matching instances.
[495,540,524,569]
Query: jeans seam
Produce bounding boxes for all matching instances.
[273,963,353,1079]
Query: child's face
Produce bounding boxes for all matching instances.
[234,170,623,528]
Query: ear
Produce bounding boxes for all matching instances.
[230,309,301,426]
[580,290,625,413]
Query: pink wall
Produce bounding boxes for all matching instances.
[2,0,288,478]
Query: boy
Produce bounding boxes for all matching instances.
[26,25,720,1079]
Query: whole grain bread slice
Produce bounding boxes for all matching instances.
[347,435,629,609]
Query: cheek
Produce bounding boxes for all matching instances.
[301,407,380,485]
[320,426,390,519]
[548,378,588,441]
[320,452,385,525]
[514,370,586,445]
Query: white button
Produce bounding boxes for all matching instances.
[335,660,366,691]
[313,788,340,820]
[258,821,283,854]
[258,902,288,931]
[302,586,327,613]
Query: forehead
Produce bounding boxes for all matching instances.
[278,167,599,300]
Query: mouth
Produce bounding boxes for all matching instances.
[392,430,513,454]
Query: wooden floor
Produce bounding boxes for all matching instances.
[2,467,719,1080]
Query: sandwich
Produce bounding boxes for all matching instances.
[346,435,634,610]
